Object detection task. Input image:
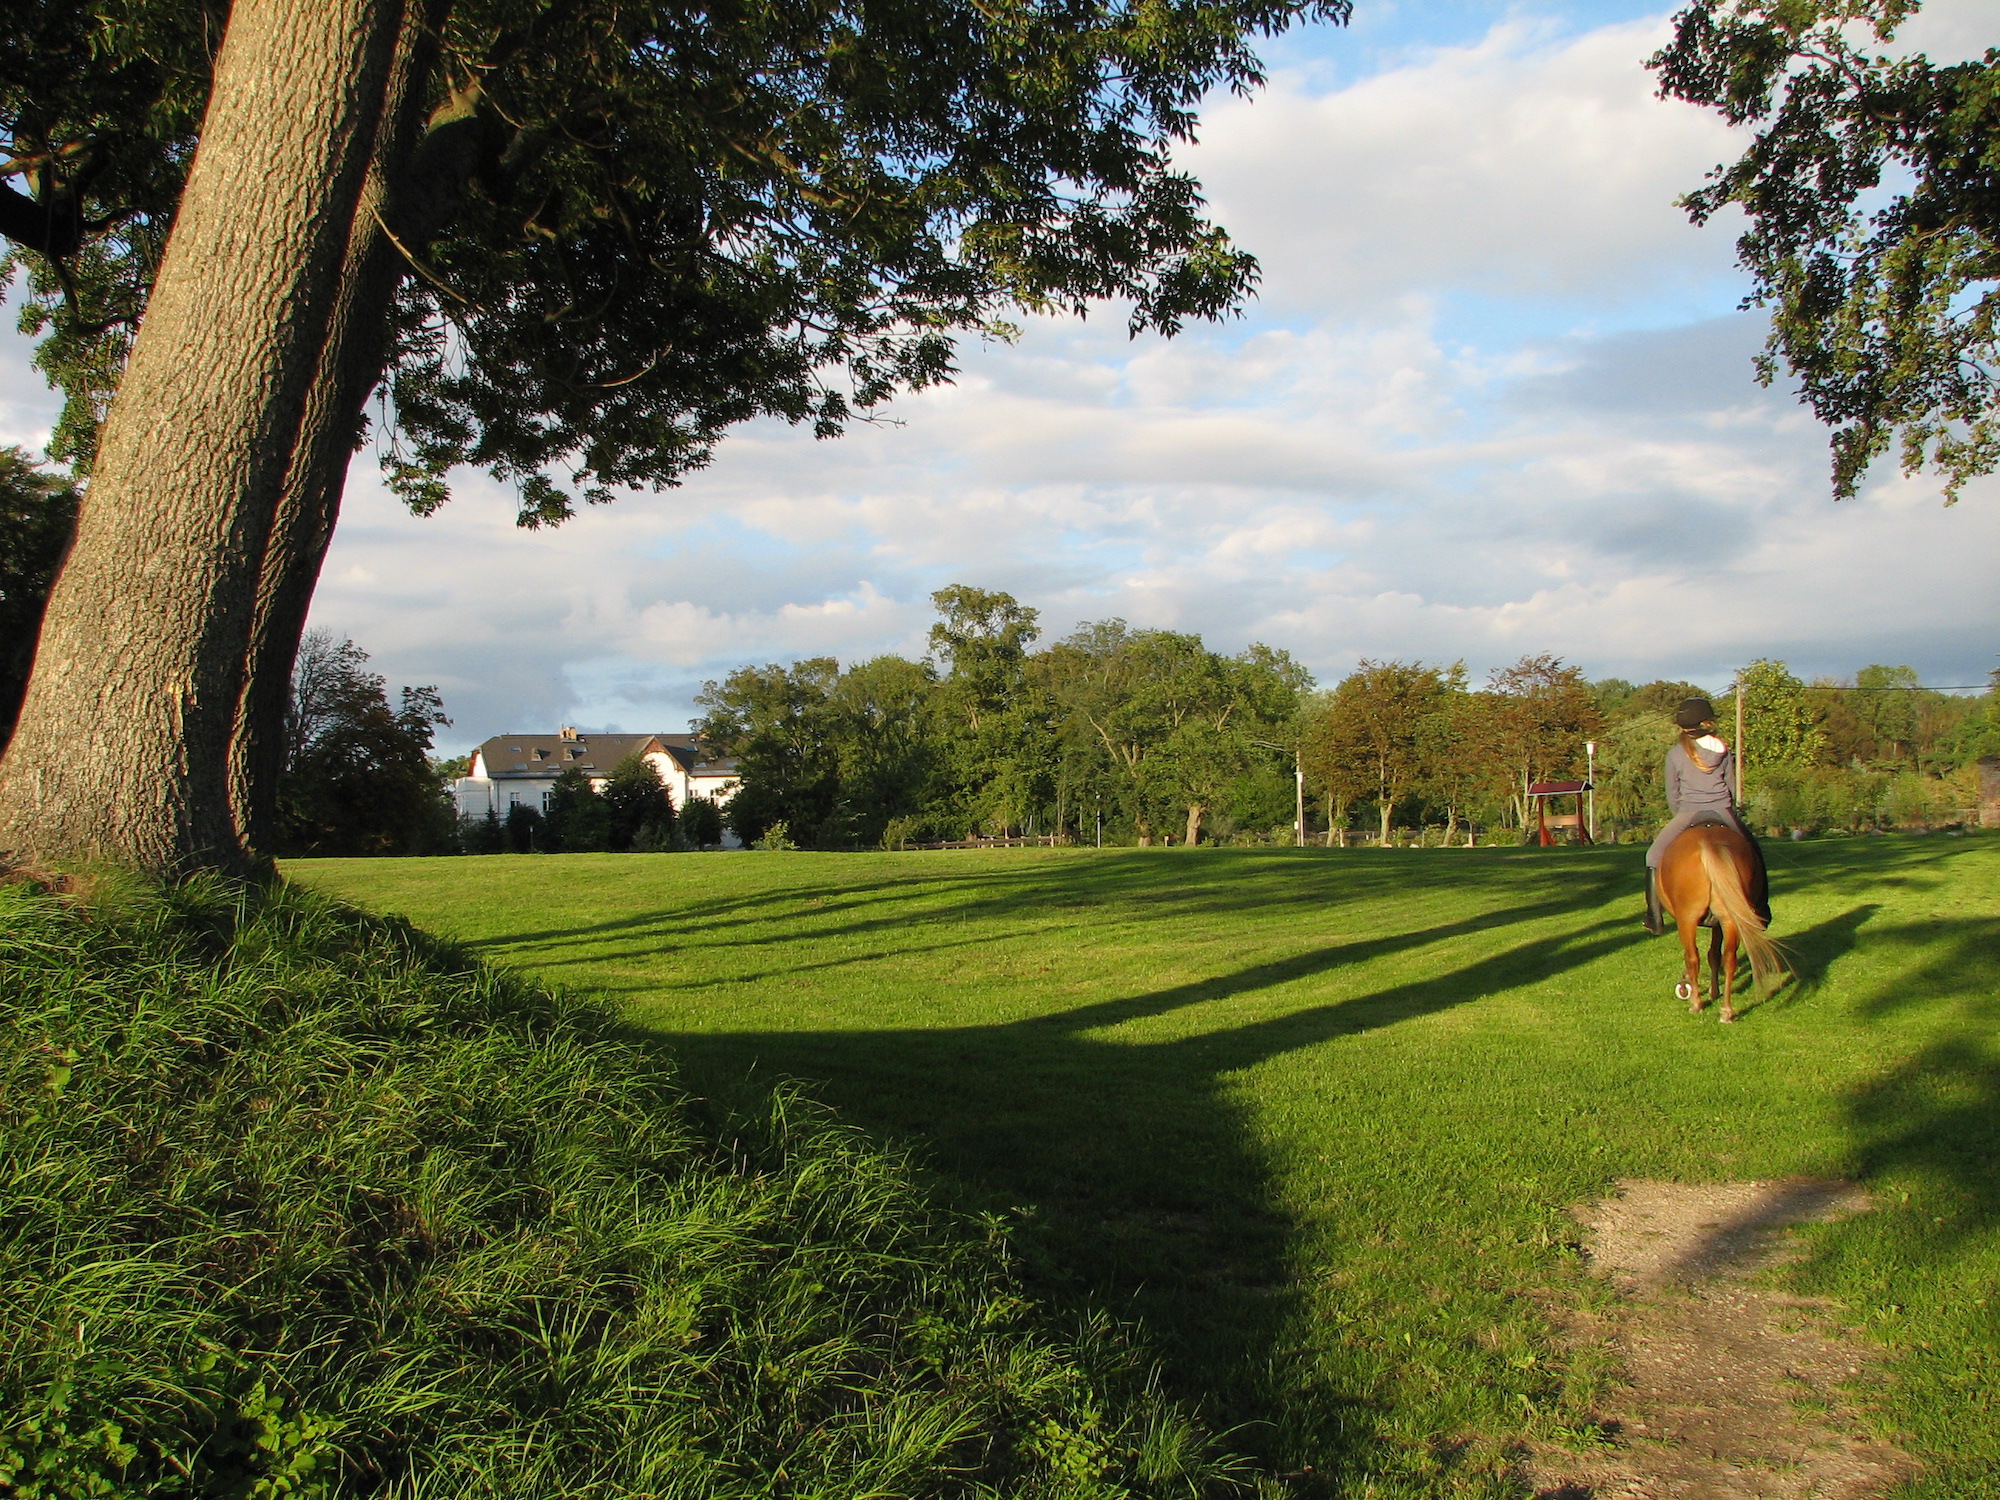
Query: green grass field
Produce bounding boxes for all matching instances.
[293,836,2000,1498]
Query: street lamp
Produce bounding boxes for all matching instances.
[1585,740,1598,843]
[1253,740,1306,848]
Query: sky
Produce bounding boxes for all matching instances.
[3,1,1996,754]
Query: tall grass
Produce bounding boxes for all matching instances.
[0,875,1240,1499]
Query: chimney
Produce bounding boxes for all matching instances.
[559,725,579,741]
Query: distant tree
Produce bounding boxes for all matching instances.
[1849,663,1924,766]
[1722,659,1826,786]
[696,658,843,846]
[277,631,452,857]
[1037,621,1290,845]
[928,587,1045,835]
[1295,691,1369,848]
[681,795,725,850]
[1482,655,1603,830]
[1938,667,2000,767]
[827,655,944,845]
[0,449,79,745]
[1591,678,1639,721]
[461,806,507,855]
[1413,668,1484,844]
[1654,1,2000,500]
[1592,713,1677,840]
[696,650,949,847]
[1315,660,1457,847]
[1147,645,1310,845]
[602,754,676,852]
[505,802,544,853]
[544,768,614,853]
[1624,679,1713,722]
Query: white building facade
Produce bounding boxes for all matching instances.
[453,727,740,824]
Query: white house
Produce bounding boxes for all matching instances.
[453,727,739,823]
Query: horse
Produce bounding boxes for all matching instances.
[1657,821,1784,1023]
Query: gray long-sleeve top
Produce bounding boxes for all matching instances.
[1665,739,1737,815]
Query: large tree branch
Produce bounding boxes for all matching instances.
[0,178,84,260]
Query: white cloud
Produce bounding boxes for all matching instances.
[1181,17,1745,311]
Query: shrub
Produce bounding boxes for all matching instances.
[680,795,725,849]
[0,876,1243,1498]
[753,820,798,851]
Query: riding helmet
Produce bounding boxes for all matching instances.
[1673,697,1717,729]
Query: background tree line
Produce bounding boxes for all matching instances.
[697,589,2000,851]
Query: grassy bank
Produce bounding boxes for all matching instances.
[295,836,2000,1498]
[0,875,1237,1499]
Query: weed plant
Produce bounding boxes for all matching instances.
[0,875,1240,1499]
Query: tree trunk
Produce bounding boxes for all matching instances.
[229,3,447,862]
[0,0,409,874]
[1378,797,1392,848]
[1444,804,1459,847]
[1184,802,1204,846]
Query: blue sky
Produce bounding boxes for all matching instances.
[3,3,1995,751]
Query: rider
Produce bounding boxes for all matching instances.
[1643,696,1770,935]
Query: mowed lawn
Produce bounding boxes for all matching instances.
[293,837,2000,1498]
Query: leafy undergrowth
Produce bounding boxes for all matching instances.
[0,874,1247,1500]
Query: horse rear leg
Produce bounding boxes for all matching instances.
[1718,923,1739,1024]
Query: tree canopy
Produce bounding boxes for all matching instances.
[1654,0,2000,501]
[6,0,1349,517]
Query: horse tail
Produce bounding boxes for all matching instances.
[1697,838,1786,993]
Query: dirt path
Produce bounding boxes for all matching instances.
[1527,1180,1915,1500]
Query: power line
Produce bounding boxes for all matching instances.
[1723,682,1990,693]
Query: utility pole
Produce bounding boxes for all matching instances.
[1735,675,1747,803]
[1585,739,1597,843]
[1294,750,1306,849]
[1252,739,1306,847]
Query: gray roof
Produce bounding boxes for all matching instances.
[474,731,736,780]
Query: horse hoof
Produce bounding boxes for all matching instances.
[1675,981,1696,1002]
[1720,1013,1735,1025]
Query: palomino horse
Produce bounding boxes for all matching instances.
[1658,821,1783,1023]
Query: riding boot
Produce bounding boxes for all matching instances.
[1643,867,1664,936]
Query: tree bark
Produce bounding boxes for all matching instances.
[1184,801,1203,847]
[0,0,408,874]
[229,3,448,863]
